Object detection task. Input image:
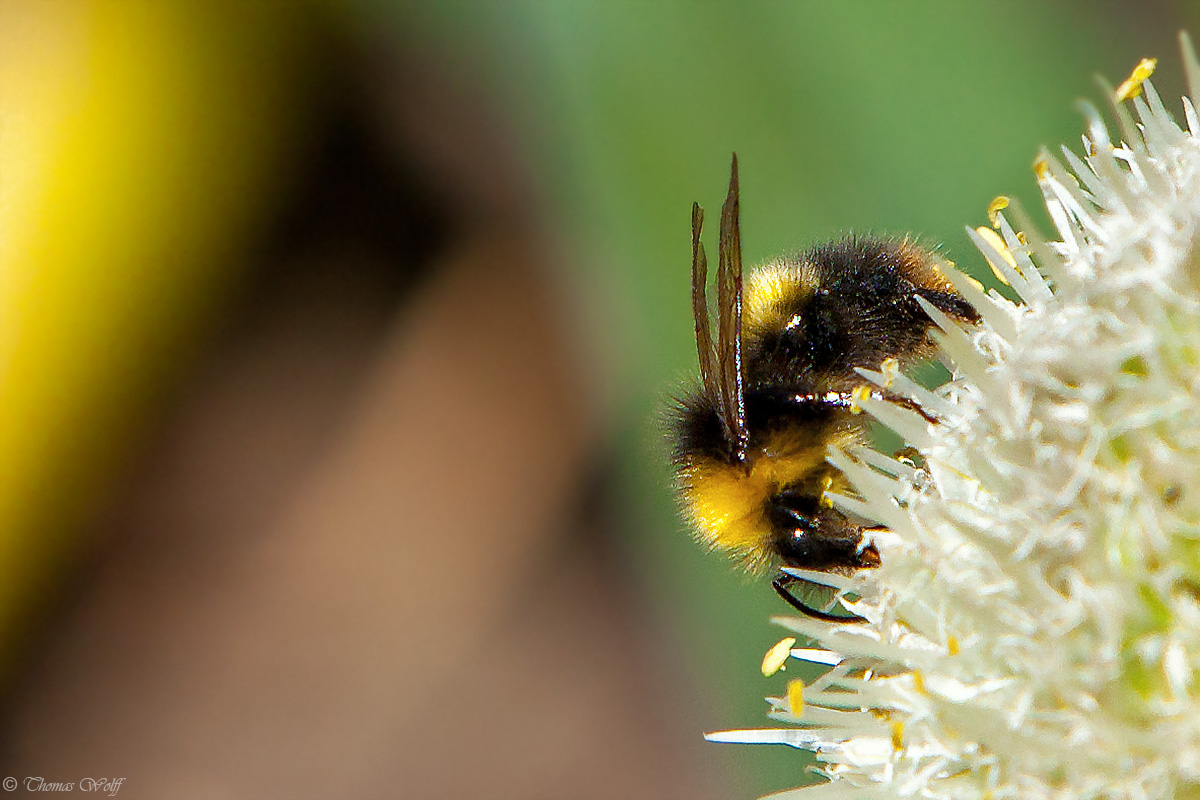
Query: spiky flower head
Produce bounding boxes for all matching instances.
[709,35,1200,800]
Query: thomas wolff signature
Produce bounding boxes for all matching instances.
[1,777,125,796]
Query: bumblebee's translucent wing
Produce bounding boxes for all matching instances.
[691,203,720,409]
[716,154,748,461]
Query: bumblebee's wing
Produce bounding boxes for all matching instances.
[691,203,720,410]
[716,154,748,461]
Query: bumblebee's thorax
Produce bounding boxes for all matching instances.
[742,239,976,392]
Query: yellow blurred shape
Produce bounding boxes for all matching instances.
[0,0,314,663]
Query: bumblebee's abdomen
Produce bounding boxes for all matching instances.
[676,452,824,573]
[671,393,859,573]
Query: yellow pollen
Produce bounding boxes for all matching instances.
[1115,57,1157,102]
[912,670,926,694]
[849,384,872,414]
[947,636,960,656]
[761,637,796,677]
[880,357,901,387]
[975,226,1018,285]
[987,195,1009,227]
[1033,155,1049,181]
[890,721,904,751]
[786,678,805,716]
[817,474,835,508]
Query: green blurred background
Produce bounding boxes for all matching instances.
[1,1,1196,796]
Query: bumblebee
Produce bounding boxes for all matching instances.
[670,155,978,621]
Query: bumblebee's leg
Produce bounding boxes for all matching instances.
[771,389,937,425]
[772,572,867,624]
[873,389,938,425]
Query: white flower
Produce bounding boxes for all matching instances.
[708,35,1200,800]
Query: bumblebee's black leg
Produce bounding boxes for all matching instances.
[874,389,939,425]
[796,389,939,425]
[772,573,867,624]
[754,387,938,427]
